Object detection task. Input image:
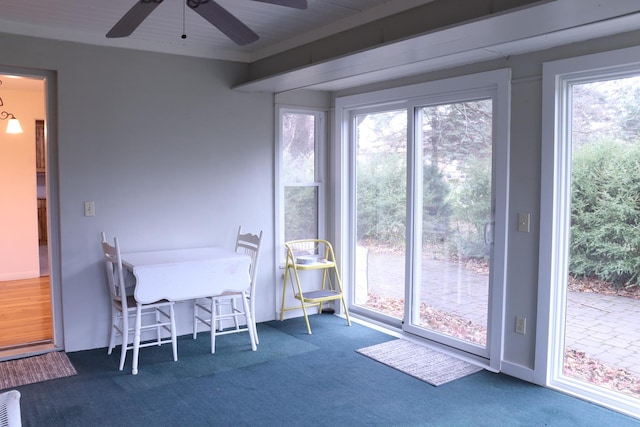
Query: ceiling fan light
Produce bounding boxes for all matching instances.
[6,117,23,134]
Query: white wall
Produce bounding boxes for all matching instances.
[0,33,274,351]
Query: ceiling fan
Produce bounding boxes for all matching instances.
[107,0,308,46]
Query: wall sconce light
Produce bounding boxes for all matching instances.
[1,112,23,134]
[0,79,24,134]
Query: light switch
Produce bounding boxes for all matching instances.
[84,201,95,217]
[517,212,530,232]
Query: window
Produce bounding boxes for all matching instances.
[539,45,640,419]
[277,108,326,264]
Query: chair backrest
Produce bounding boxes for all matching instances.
[0,390,22,427]
[234,226,263,287]
[100,232,128,310]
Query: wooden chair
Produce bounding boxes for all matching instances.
[0,390,21,427]
[280,239,351,334]
[101,232,177,374]
[192,227,262,353]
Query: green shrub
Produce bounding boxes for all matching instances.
[284,186,318,242]
[571,141,640,287]
[449,157,492,259]
[356,152,407,247]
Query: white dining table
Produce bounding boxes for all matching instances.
[121,246,251,303]
[120,246,251,374]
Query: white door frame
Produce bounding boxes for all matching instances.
[335,68,511,372]
[0,65,62,352]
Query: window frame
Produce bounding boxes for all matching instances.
[537,45,640,418]
[275,106,327,269]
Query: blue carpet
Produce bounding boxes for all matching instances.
[110,322,318,391]
[11,314,640,426]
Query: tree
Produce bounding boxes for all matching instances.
[421,100,492,259]
[422,161,451,245]
[282,112,317,241]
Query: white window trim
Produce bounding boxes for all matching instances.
[537,45,640,419]
[275,106,328,316]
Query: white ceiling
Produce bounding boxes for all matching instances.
[234,0,640,92]
[0,0,436,62]
[1,0,640,93]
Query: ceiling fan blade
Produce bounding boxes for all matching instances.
[106,0,164,38]
[253,0,308,9]
[187,0,259,46]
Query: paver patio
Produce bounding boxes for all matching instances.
[364,251,640,378]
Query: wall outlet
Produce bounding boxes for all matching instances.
[515,316,526,335]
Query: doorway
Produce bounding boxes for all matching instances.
[0,72,57,358]
[344,69,510,368]
[404,98,494,358]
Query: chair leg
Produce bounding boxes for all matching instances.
[280,266,291,321]
[300,300,313,335]
[155,308,162,346]
[231,298,240,331]
[249,295,259,345]
[242,292,257,351]
[118,310,128,371]
[291,269,313,335]
[213,298,237,332]
[210,297,217,354]
[215,299,223,331]
[292,266,313,334]
[340,296,351,326]
[108,305,117,355]
[193,300,199,339]
[132,305,142,375]
[170,305,178,362]
[253,321,259,345]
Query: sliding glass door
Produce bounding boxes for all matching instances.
[402,99,493,357]
[352,109,407,322]
[345,70,509,364]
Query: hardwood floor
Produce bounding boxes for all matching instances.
[0,276,53,349]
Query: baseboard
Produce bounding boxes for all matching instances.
[0,270,41,281]
[500,360,536,382]
[277,309,304,320]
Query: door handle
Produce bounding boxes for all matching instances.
[484,221,494,245]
